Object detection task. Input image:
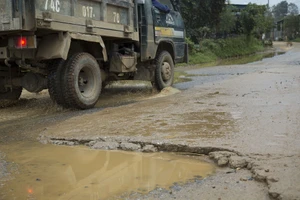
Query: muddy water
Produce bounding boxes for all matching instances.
[96,81,155,108]
[0,143,214,200]
[176,51,286,81]
[216,51,285,66]
[95,90,153,108]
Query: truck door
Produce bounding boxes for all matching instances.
[152,0,185,62]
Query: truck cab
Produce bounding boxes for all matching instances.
[0,0,187,109]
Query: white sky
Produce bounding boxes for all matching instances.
[231,0,300,8]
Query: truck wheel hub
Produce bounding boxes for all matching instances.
[78,68,94,95]
[161,62,171,81]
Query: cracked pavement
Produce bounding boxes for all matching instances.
[0,42,299,199]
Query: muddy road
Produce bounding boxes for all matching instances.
[0,42,300,200]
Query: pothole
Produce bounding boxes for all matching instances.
[0,142,215,200]
[44,137,284,200]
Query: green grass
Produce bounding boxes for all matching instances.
[189,51,217,65]
[292,38,300,42]
[183,36,265,66]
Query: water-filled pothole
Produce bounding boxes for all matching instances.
[0,142,215,200]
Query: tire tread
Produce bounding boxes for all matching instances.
[63,53,101,109]
[48,59,67,106]
[0,88,22,108]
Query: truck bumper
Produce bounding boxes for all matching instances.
[0,35,37,60]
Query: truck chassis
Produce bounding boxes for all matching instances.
[0,0,187,109]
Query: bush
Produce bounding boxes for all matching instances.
[264,39,273,46]
[186,37,196,54]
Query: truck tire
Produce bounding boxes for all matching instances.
[48,59,67,106]
[0,88,22,108]
[155,51,174,90]
[63,53,101,109]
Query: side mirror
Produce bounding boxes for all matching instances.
[171,0,180,11]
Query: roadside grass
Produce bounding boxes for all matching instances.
[189,51,218,64]
[181,36,265,66]
[292,38,300,42]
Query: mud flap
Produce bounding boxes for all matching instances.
[36,33,71,60]
[36,32,108,61]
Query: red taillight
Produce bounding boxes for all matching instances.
[17,37,27,48]
[12,36,36,49]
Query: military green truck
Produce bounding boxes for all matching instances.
[0,0,187,109]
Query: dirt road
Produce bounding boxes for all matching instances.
[0,42,299,199]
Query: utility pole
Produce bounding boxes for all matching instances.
[268,0,270,8]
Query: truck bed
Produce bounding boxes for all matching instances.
[0,0,138,40]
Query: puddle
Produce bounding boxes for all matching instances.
[0,142,215,200]
[175,51,286,83]
[216,52,285,66]
[174,71,193,83]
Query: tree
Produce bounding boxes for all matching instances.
[180,0,226,42]
[272,1,288,21]
[254,7,274,36]
[241,4,274,39]
[219,5,237,34]
[272,1,299,21]
[241,5,257,37]
[211,0,227,29]
[284,15,300,39]
[288,3,299,15]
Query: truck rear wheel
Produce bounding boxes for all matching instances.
[154,51,174,90]
[63,53,102,109]
[0,87,22,108]
[48,59,67,106]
